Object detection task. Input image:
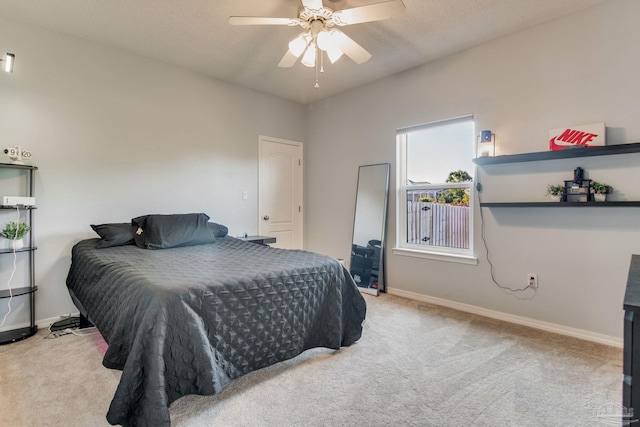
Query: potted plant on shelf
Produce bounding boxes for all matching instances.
[590,181,613,202]
[546,184,564,202]
[1,221,31,250]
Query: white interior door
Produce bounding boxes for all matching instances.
[258,136,303,249]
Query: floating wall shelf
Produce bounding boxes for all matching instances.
[475,142,640,207]
[0,163,38,345]
[480,201,640,208]
[473,142,640,165]
[0,286,37,299]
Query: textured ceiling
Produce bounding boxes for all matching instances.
[0,0,608,104]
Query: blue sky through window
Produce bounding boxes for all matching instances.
[406,120,474,184]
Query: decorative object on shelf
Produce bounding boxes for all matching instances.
[0,52,14,73]
[573,167,584,182]
[1,221,31,250]
[476,130,495,157]
[2,146,32,165]
[546,184,563,202]
[590,181,614,202]
[549,122,605,151]
[563,167,592,202]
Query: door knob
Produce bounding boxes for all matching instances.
[263,215,270,221]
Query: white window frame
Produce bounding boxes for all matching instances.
[393,116,477,265]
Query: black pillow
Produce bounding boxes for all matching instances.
[91,223,136,249]
[131,213,216,249]
[208,222,228,238]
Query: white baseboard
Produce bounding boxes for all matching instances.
[386,287,623,348]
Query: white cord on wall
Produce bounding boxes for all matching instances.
[0,206,21,328]
[476,181,535,294]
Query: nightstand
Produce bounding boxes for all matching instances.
[238,235,276,246]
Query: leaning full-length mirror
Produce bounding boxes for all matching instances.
[350,163,390,296]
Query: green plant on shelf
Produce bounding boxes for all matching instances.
[546,184,563,197]
[590,181,614,194]
[1,221,31,240]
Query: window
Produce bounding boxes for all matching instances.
[395,115,476,263]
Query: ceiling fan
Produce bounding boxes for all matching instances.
[229,0,405,88]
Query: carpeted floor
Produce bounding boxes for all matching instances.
[0,294,624,426]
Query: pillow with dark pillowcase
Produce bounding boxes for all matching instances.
[131,213,216,249]
[208,222,228,238]
[90,223,136,249]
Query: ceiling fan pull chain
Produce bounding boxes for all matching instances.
[315,49,320,88]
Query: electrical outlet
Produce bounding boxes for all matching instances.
[527,274,538,288]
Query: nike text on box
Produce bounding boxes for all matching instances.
[549,122,605,151]
[2,196,36,206]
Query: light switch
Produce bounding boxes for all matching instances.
[242,191,248,200]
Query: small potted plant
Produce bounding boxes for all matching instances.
[1,221,31,250]
[590,181,613,202]
[546,184,563,202]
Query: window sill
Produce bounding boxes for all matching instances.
[392,247,478,265]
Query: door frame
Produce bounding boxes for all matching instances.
[258,135,304,248]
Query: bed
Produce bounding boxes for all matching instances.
[65,215,366,427]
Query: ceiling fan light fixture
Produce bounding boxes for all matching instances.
[289,33,310,57]
[317,29,341,51]
[230,0,406,86]
[326,46,343,63]
[316,30,330,51]
[301,42,317,67]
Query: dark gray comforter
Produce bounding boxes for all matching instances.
[66,237,366,427]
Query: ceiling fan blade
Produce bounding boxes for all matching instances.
[228,16,300,26]
[278,49,299,68]
[301,0,324,11]
[332,0,405,26]
[333,31,371,64]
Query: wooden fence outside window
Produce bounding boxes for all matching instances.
[407,201,469,249]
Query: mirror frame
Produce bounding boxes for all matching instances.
[349,163,390,296]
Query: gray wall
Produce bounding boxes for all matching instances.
[0,17,306,325]
[305,0,640,340]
